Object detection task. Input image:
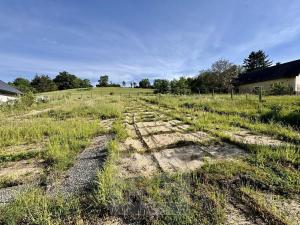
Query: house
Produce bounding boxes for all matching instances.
[237,59,300,94]
[0,80,22,103]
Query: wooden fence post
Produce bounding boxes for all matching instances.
[259,87,262,102]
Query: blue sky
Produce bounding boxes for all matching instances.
[1,0,300,85]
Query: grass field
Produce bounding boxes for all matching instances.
[0,88,299,224]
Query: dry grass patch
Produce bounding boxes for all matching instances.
[0,159,44,188]
[0,143,43,154]
[100,118,116,131]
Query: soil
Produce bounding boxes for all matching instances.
[0,143,43,154]
[247,190,300,225]
[0,159,43,178]
[225,202,266,225]
[100,119,116,130]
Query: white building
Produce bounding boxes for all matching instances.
[237,59,300,94]
[0,80,22,103]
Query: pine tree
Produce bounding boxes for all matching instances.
[243,50,272,72]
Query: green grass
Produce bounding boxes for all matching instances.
[0,188,82,225]
[1,89,300,224]
[142,95,300,143]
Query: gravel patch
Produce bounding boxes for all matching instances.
[0,184,36,204]
[48,135,112,197]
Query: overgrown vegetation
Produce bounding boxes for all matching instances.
[0,88,299,224]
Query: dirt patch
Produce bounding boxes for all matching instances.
[225,202,266,225]
[152,145,208,173]
[153,144,245,173]
[0,143,43,154]
[100,119,115,130]
[0,159,43,178]
[23,108,53,117]
[245,189,300,225]
[122,138,146,153]
[117,153,159,178]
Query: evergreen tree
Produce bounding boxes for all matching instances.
[243,50,272,72]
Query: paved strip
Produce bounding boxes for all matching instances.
[48,135,112,196]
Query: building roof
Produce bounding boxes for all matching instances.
[237,59,300,85]
[0,80,22,95]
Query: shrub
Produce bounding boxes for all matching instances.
[260,104,282,122]
[20,92,35,107]
[269,82,294,95]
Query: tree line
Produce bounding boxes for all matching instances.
[151,50,274,94]
[9,71,93,93]
[10,50,274,94]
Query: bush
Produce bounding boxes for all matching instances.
[269,82,294,95]
[153,79,169,94]
[20,92,35,107]
[260,104,283,122]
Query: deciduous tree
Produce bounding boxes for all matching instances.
[139,79,151,88]
[10,77,36,93]
[97,75,109,87]
[31,75,57,92]
[153,79,169,94]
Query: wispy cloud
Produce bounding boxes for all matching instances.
[0,0,300,83]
